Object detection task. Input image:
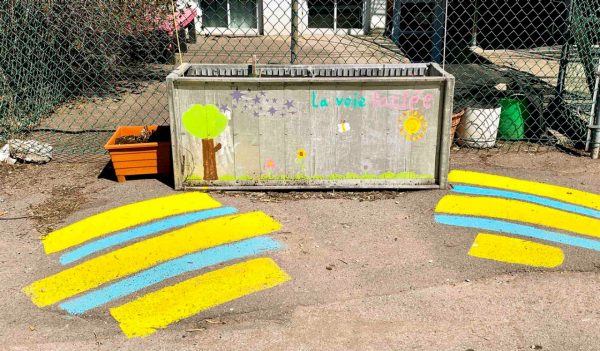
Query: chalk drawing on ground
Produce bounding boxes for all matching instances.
[435,170,600,267]
[469,233,564,268]
[24,192,290,338]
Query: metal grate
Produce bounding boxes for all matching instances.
[184,63,431,78]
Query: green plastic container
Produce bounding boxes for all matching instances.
[498,97,527,140]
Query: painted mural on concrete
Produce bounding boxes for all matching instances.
[220,89,299,118]
[23,193,290,338]
[180,87,440,185]
[183,104,229,180]
[435,170,600,267]
[399,110,428,141]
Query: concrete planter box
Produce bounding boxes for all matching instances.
[167,63,454,190]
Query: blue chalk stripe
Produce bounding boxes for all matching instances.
[452,185,600,219]
[59,236,283,315]
[60,207,238,265]
[435,214,600,252]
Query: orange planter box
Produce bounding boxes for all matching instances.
[104,126,171,183]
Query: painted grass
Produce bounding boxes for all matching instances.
[187,172,434,182]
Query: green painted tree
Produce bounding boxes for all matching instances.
[182,104,229,180]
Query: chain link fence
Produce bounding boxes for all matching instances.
[0,0,599,161]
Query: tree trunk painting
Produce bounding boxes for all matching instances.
[182,104,229,181]
[201,139,222,181]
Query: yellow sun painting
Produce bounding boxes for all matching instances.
[399,111,428,141]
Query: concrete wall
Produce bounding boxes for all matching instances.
[185,0,387,36]
[370,0,387,30]
[297,0,383,35]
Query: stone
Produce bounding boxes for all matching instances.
[8,139,53,164]
[0,144,16,164]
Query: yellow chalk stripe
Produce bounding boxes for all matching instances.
[436,195,600,238]
[469,233,564,268]
[110,258,290,338]
[23,212,281,307]
[43,192,222,254]
[449,170,600,210]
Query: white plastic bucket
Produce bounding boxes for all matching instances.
[457,107,501,148]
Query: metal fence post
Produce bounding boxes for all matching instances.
[290,0,299,64]
[431,0,446,64]
[391,0,402,44]
[471,0,479,47]
[590,64,600,159]
[556,0,573,105]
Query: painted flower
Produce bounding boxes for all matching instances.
[265,158,276,170]
[296,148,306,160]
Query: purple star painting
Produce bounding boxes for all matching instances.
[231,89,244,103]
[224,89,297,118]
[219,104,230,113]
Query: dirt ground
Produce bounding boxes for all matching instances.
[1,151,600,350]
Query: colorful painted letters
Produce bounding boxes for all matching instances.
[372,91,433,110]
[311,91,366,109]
[310,90,433,111]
